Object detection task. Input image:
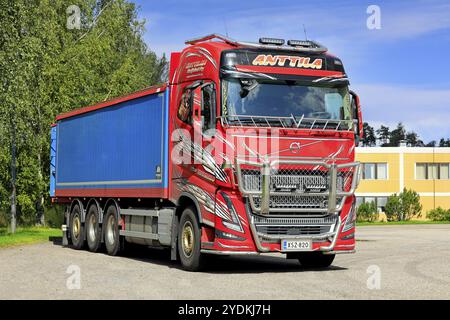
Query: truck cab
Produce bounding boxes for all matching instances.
[168,34,362,269]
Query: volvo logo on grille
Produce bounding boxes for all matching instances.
[289,142,301,153]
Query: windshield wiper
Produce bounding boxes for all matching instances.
[312,76,349,83]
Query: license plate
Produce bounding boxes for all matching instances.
[281,239,312,252]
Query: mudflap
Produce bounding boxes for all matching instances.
[62,225,69,247]
[62,207,70,247]
[170,213,179,261]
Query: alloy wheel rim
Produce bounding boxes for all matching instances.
[182,221,194,258]
[88,213,96,242]
[106,215,116,245]
[73,215,81,240]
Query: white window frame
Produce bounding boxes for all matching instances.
[415,162,450,180]
[361,162,389,180]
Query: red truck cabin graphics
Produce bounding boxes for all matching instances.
[51,34,362,271]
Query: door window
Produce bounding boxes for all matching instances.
[202,83,216,132]
[177,88,193,124]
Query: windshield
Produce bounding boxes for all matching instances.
[221,79,353,129]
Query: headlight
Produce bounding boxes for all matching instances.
[342,201,356,233]
[218,192,244,233]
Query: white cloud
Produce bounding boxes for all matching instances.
[373,2,450,40]
[353,84,450,142]
[136,1,450,143]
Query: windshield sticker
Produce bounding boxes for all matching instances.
[252,55,323,70]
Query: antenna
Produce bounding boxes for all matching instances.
[303,24,308,41]
[223,17,229,37]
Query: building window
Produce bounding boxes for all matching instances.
[356,196,388,213]
[362,163,388,180]
[356,197,364,208]
[416,163,450,180]
[377,163,387,180]
[377,197,388,213]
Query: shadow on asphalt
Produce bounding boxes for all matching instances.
[49,236,62,245]
[103,242,348,274]
[50,238,347,273]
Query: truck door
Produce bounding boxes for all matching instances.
[174,81,217,180]
[192,82,219,181]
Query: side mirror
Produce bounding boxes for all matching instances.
[350,91,363,145]
[191,86,203,132]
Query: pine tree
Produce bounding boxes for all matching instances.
[376,125,390,146]
[362,122,376,146]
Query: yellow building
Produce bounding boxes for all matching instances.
[355,147,450,219]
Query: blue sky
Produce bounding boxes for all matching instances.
[133,0,450,143]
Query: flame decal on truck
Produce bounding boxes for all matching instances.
[176,181,232,221]
[176,129,228,183]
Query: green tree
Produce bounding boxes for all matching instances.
[400,188,422,221]
[385,194,402,222]
[426,207,450,221]
[439,138,450,147]
[389,123,406,147]
[405,131,424,147]
[357,201,378,222]
[0,0,167,229]
[376,125,390,146]
[362,122,376,146]
[385,189,422,221]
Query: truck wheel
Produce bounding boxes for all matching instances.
[298,252,335,268]
[104,205,123,256]
[178,207,204,271]
[69,204,85,250]
[86,204,102,252]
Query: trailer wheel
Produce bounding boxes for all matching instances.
[69,204,85,250]
[178,207,204,271]
[298,252,335,268]
[86,204,102,252]
[104,205,123,256]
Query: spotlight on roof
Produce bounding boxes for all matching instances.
[259,37,285,46]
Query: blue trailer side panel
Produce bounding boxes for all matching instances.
[55,90,168,194]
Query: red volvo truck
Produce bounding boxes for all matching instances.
[51,34,363,271]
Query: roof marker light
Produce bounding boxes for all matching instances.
[259,37,285,45]
[287,39,315,47]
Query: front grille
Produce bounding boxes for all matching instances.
[253,195,328,209]
[241,168,350,193]
[241,167,353,212]
[253,214,337,239]
[256,225,330,235]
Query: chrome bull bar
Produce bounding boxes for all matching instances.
[245,207,342,253]
[235,159,361,214]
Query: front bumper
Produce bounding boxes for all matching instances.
[202,158,359,255]
[201,195,356,255]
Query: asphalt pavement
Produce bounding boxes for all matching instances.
[0,225,449,299]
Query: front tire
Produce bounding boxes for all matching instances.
[104,205,123,256]
[178,207,204,271]
[86,204,102,252]
[298,252,335,268]
[69,204,85,250]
